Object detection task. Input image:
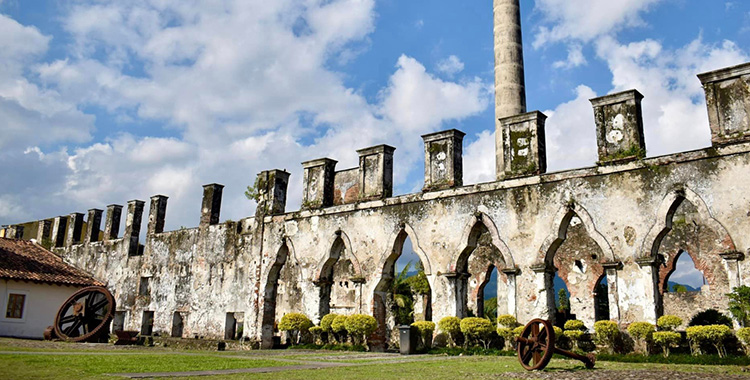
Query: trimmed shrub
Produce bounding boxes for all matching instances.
[689,309,733,327]
[594,320,620,354]
[438,316,461,347]
[564,319,586,331]
[737,327,750,356]
[627,322,655,354]
[331,314,349,343]
[345,314,378,346]
[686,324,732,357]
[460,318,494,349]
[320,313,340,331]
[309,326,324,344]
[497,314,519,328]
[496,327,515,350]
[512,325,525,337]
[412,321,436,350]
[657,315,683,331]
[278,313,313,345]
[652,331,681,357]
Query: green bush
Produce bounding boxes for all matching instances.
[438,316,461,347]
[564,319,586,331]
[309,326,324,344]
[686,324,732,357]
[594,320,620,354]
[345,314,378,346]
[513,325,525,337]
[460,317,494,349]
[412,321,436,350]
[331,315,348,333]
[737,327,750,356]
[627,322,655,354]
[320,313,340,331]
[728,286,750,327]
[497,314,519,328]
[689,309,733,327]
[564,330,584,350]
[278,313,313,345]
[657,315,683,331]
[652,331,681,357]
[496,327,515,350]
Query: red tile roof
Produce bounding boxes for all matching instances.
[0,238,104,287]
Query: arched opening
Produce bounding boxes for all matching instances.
[655,197,731,323]
[318,236,359,318]
[456,222,508,319]
[594,275,610,321]
[261,243,289,348]
[478,266,499,321]
[664,251,705,293]
[553,270,572,326]
[543,211,607,327]
[373,232,431,350]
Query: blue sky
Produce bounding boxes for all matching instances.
[1,0,749,242]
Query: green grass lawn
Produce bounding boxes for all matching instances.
[2,338,750,380]
[0,352,291,380]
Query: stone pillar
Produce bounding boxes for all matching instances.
[148,195,169,235]
[7,225,24,239]
[124,200,145,256]
[422,129,465,191]
[301,158,337,209]
[530,265,554,323]
[636,257,661,324]
[65,213,84,247]
[602,261,623,322]
[51,216,67,248]
[84,209,103,244]
[502,268,519,319]
[431,274,458,325]
[357,144,395,201]
[256,170,290,216]
[720,251,745,290]
[494,0,527,179]
[200,184,223,226]
[590,90,646,164]
[698,62,750,146]
[36,219,52,244]
[498,111,547,180]
[104,204,123,240]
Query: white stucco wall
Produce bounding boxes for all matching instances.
[0,280,86,339]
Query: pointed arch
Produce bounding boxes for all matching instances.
[640,187,736,260]
[375,223,432,277]
[536,202,617,267]
[260,239,297,348]
[451,212,515,272]
[313,230,363,282]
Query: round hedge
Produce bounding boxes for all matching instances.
[320,313,341,331]
[278,313,313,332]
[564,319,586,331]
[627,322,655,341]
[657,315,683,331]
[331,315,349,333]
[345,314,378,338]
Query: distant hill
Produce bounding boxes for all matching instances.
[667,281,700,292]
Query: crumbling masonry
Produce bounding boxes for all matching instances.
[9,0,750,349]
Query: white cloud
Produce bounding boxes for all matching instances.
[463,130,496,185]
[436,55,465,76]
[544,85,599,171]
[552,44,588,69]
[0,1,492,230]
[533,0,663,47]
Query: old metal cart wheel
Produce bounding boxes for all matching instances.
[53,286,115,342]
[516,318,555,370]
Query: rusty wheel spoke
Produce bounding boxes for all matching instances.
[520,346,535,364]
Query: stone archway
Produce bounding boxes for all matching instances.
[535,203,619,327]
[315,231,364,319]
[260,242,290,349]
[372,227,433,350]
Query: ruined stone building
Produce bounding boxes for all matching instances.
[6,0,750,349]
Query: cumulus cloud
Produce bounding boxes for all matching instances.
[463,130,496,185]
[436,55,465,76]
[552,44,588,69]
[0,0,492,230]
[533,0,663,47]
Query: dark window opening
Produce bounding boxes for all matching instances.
[138,277,150,297]
[141,311,154,336]
[594,275,610,321]
[171,312,184,338]
[112,311,126,332]
[5,293,25,319]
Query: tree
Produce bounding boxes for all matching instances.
[671,284,688,293]
[728,286,750,327]
[558,288,570,312]
[392,262,415,325]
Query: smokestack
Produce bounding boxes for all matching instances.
[494,0,527,178]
